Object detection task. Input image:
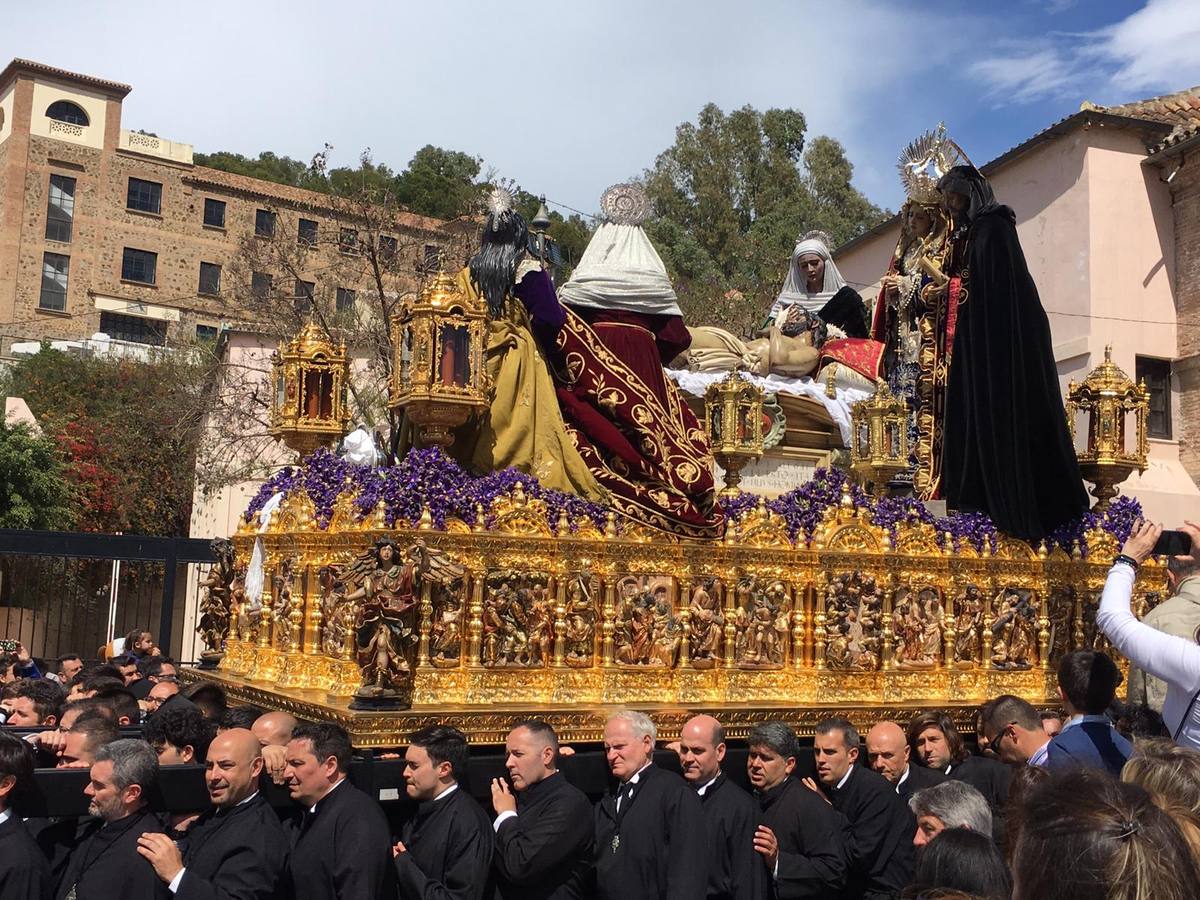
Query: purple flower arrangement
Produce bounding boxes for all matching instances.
[245,449,1141,552]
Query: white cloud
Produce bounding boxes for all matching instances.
[970,0,1200,106]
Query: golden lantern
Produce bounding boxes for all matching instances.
[270,321,351,457]
[849,380,909,497]
[1066,345,1150,511]
[389,268,489,448]
[704,373,765,498]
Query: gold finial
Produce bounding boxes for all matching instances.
[604,511,618,540]
[556,508,571,537]
[473,502,485,532]
[418,506,433,530]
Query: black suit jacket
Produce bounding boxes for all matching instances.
[697,774,766,900]
[493,771,592,900]
[757,777,845,900]
[285,780,397,900]
[176,792,289,900]
[895,763,946,804]
[0,813,52,900]
[593,764,707,900]
[824,767,914,900]
[946,753,1010,844]
[396,785,494,900]
[54,808,170,900]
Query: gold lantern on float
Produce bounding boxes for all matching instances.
[1066,345,1150,511]
[270,321,350,457]
[704,373,765,498]
[849,380,909,497]
[389,268,488,448]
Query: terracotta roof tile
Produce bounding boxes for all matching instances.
[1093,85,1200,128]
[0,58,131,97]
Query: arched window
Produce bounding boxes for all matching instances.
[46,100,89,126]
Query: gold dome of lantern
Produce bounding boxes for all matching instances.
[269,320,351,458]
[1066,345,1150,511]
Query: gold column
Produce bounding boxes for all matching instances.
[601,582,616,667]
[1037,592,1051,670]
[942,582,957,668]
[881,576,897,672]
[814,575,828,671]
[552,576,567,668]
[416,579,434,669]
[467,574,485,665]
[791,581,806,669]
[723,577,738,669]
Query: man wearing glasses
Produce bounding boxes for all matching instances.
[978,695,1051,767]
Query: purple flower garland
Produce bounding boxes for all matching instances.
[245,449,1139,553]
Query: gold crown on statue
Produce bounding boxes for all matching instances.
[898,123,969,206]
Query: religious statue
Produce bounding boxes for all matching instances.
[892,586,943,669]
[871,125,960,497]
[615,579,680,667]
[990,588,1037,670]
[687,578,723,668]
[936,163,1088,540]
[196,538,240,664]
[481,571,552,668]
[733,576,790,668]
[824,572,882,671]
[952,584,984,666]
[458,184,722,539]
[564,574,599,666]
[430,588,464,665]
[317,565,349,657]
[271,557,297,653]
[1046,585,1076,667]
[341,538,462,699]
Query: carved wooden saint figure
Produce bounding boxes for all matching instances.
[564,574,599,666]
[733,576,790,668]
[614,577,680,667]
[481,570,552,668]
[952,584,984,666]
[688,578,723,668]
[990,588,1037,670]
[196,537,240,656]
[317,565,349,657]
[430,588,464,665]
[893,586,943,669]
[271,557,297,653]
[824,571,882,671]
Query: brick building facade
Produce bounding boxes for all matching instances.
[0,59,453,355]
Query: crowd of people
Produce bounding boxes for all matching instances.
[2,529,1200,899]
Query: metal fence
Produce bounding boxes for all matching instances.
[0,530,215,664]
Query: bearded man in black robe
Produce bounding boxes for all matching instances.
[936,165,1088,542]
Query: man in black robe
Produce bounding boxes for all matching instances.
[936,165,1088,542]
[805,717,914,900]
[748,721,844,899]
[677,714,766,900]
[0,732,51,900]
[394,724,493,900]
[55,738,169,900]
[593,710,707,900]
[136,728,288,900]
[907,711,1009,845]
[865,721,945,803]
[490,720,591,899]
[282,722,396,900]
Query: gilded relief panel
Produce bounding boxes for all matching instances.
[481,569,553,668]
[613,574,680,668]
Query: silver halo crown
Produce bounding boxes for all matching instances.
[897,123,966,205]
[600,183,651,226]
[486,185,516,230]
[798,229,835,250]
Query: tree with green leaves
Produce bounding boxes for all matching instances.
[0,420,76,531]
[644,103,886,336]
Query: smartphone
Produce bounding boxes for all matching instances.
[0,639,18,654]
[1153,530,1192,557]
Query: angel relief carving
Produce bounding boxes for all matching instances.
[824,571,882,671]
[892,586,943,669]
[481,570,552,668]
[332,538,464,698]
[732,576,790,668]
[614,575,681,667]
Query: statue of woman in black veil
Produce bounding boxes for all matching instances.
[936,165,1088,542]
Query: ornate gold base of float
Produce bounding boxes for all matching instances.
[186,481,1166,748]
[183,664,1053,748]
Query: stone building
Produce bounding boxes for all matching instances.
[0,58,453,355]
[835,87,1200,523]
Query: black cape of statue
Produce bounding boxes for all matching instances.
[940,182,1088,542]
[592,764,708,900]
[822,767,914,900]
[285,781,398,900]
[0,813,53,900]
[819,286,871,339]
[174,792,290,900]
[395,785,494,900]
[493,771,593,900]
[697,774,766,900]
[54,809,170,900]
[757,777,845,900]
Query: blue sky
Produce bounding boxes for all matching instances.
[8,0,1200,217]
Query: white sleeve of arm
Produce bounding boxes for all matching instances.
[1097,562,1200,691]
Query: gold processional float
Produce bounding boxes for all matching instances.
[188,271,1163,747]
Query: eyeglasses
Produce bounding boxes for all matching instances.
[986,723,1014,747]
